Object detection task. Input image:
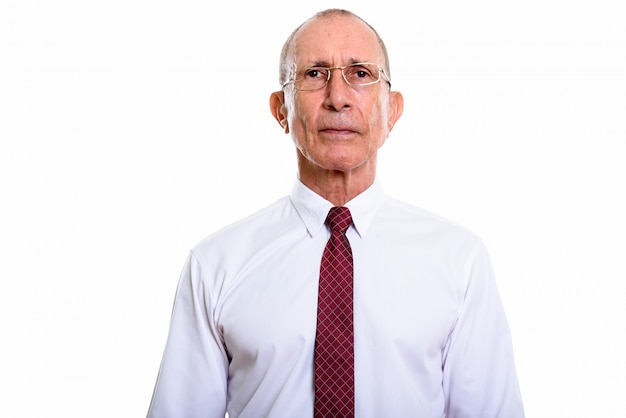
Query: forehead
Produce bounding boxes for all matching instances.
[291,15,383,65]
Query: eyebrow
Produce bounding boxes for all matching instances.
[306,58,366,68]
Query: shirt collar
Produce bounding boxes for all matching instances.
[289,178,384,238]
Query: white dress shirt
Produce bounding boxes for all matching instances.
[148,179,524,417]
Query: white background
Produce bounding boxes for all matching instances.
[1,0,624,416]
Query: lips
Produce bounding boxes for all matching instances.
[319,124,358,134]
[322,128,354,133]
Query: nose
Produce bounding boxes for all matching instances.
[323,68,351,112]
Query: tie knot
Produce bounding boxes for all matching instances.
[326,206,352,234]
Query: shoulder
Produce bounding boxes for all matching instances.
[190,195,299,259]
[383,196,479,239]
[370,195,488,265]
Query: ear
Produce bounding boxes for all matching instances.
[387,91,404,132]
[270,91,289,134]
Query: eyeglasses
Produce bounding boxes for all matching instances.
[281,62,391,91]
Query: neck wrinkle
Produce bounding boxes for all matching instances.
[296,153,377,206]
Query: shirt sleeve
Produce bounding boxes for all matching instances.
[442,240,525,417]
[147,251,229,418]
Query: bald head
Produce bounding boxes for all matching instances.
[278,9,391,87]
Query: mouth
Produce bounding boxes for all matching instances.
[319,125,358,136]
[321,128,355,134]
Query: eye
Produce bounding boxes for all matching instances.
[304,68,328,79]
[344,64,377,84]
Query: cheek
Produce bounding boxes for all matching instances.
[368,103,390,137]
[286,110,310,150]
[289,103,316,137]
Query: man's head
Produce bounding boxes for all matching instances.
[270,9,403,188]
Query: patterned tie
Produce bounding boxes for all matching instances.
[314,206,354,417]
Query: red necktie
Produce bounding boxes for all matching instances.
[314,206,354,417]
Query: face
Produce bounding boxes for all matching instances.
[271,14,403,179]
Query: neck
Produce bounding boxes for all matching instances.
[297,155,376,206]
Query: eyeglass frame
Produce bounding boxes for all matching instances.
[281,62,391,91]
